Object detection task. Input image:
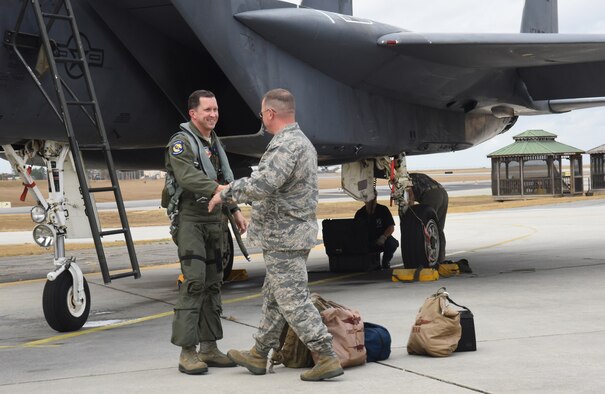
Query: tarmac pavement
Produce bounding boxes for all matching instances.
[1,198,604,393]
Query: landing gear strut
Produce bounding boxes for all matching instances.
[3,141,91,332]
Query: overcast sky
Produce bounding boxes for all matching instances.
[2,0,604,172]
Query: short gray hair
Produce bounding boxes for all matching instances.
[263,88,295,114]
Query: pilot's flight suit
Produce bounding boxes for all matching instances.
[165,121,236,348]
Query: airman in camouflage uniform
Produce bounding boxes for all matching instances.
[166,90,247,375]
[209,89,343,382]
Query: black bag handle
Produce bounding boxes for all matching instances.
[446,295,472,314]
[434,287,472,314]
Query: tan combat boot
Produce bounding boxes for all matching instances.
[198,341,236,368]
[179,346,208,375]
[300,354,344,381]
[227,347,268,375]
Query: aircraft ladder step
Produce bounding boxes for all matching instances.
[54,57,83,64]
[89,186,116,193]
[66,100,96,106]
[100,228,127,237]
[109,271,140,281]
[41,13,73,21]
[78,143,106,151]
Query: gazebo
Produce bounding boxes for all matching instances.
[587,144,605,193]
[488,130,585,200]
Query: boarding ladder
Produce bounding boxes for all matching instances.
[7,0,140,284]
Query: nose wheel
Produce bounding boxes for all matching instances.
[42,270,91,332]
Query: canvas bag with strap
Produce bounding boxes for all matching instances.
[268,294,341,370]
[311,294,366,368]
[269,325,313,369]
[407,287,461,357]
[270,293,366,370]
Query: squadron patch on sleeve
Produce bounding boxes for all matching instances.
[171,140,184,156]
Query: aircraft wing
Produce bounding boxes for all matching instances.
[235,7,605,108]
[378,32,605,101]
[377,33,605,68]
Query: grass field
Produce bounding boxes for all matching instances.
[2,171,603,258]
[0,168,492,207]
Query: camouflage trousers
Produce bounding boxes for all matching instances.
[171,220,225,348]
[254,249,333,355]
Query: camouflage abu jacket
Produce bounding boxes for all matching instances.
[227,123,318,251]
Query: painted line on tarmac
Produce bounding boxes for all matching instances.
[221,272,364,305]
[447,224,537,257]
[15,270,362,348]
[20,312,174,348]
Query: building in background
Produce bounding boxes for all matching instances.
[488,130,585,200]
[587,144,605,194]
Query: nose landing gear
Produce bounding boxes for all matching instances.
[43,268,91,332]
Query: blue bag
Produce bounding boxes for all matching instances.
[364,322,391,362]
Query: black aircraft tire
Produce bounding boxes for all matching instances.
[222,229,234,281]
[401,204,441,269]
[42,271,91,332]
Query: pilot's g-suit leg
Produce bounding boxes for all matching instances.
[171,221,224,347]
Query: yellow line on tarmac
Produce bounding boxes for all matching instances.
[0,251,264,289]
[468,224,537,252]
[221,272,363,305]
[17,270,360,348]
[0,278,47,288]
[22,311,174,347]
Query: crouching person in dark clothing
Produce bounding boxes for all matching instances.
[354,190,399,270]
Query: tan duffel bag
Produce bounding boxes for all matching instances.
[311,294,366,368]
[407,287,461,357]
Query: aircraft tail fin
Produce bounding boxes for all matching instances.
[300,0,352,15]
[521,0,558,33]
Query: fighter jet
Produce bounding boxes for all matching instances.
[1,0,604,331]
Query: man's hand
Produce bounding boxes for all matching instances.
[376,234,387,246]
[209,184,230,212]
[233,210,248,234]
[208,192,223,212]
[215,184,229,194]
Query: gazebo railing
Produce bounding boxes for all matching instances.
[499,179,522,195]
[523,178,552,195]
[592,174,605,190]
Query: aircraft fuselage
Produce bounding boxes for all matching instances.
[0,0,517,169]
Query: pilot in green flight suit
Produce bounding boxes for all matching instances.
[165,90,247,375]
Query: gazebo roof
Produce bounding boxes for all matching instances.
[587,144,605,154]
[513,129,557,141]
[488,129,584,157]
